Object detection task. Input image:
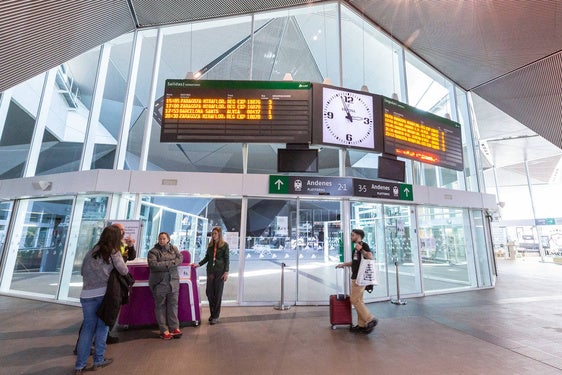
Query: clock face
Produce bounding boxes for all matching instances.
[322,87,374,149]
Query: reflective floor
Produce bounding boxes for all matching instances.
[1,258,562,374]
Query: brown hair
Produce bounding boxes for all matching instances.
[209,226,226,248]
[92,225,122,263]
[158,232,170,241]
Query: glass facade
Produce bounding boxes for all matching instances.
[0,1,495,305]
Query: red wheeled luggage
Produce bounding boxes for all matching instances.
[330,268,352,329]
[330,294,352,329]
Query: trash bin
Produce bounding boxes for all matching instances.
[507,241,517,260]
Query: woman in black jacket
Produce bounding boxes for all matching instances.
[193,226,229,325]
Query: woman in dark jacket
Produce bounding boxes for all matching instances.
[193,226,229,325]
[74,225,128,373]
[148,232,183,340]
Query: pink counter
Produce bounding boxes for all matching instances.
[118,251,201,327]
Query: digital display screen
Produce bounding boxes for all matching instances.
[277,148,319,173]
[378,155,406,182]
[382,97,464,171]
[161,80,312,143]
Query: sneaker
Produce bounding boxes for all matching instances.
[363,319,378,334]
[93,358,113,370]
[73,367,86,374]
[171,328,183,338]
[160,332,173,340]
[349,325,363,333]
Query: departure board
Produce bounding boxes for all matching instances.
[161,80,312,143]
[382,97,464,171]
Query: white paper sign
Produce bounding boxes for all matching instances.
[178,265,191,280]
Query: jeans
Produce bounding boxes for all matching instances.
[75,296,109,370]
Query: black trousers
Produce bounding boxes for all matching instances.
[206,272,225,319]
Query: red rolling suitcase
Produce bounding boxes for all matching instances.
[330,269,352,329]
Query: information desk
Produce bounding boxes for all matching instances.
[118,255,201,327]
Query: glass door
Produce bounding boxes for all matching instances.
[244,198,297,303]
[384,204,421,296]
[350,201,387,300]
[2,198,74,298]
[296,200,342,303]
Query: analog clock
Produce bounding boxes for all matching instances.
[322,86,374,149]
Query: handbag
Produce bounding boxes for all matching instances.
[356,258,377,286]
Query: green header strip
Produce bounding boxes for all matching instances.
[166,79,312,90]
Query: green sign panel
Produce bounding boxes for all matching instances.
[269,175,290,194]
[399,184,413,201]
[269,175,413,201]
[269,175,353,196]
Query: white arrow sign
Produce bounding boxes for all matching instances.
[403,187,410,197]
[275,179,284,190]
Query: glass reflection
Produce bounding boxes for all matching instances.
[418,207,477,291]
[10,198,73,297]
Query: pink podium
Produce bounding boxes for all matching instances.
[118,251,201,327]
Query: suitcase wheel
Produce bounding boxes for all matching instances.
[331,325,336,330]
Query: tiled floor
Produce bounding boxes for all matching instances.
[1,258,562,374]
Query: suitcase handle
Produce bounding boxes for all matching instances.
[335,267,346,297]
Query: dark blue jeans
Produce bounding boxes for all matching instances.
[75,296,109,370]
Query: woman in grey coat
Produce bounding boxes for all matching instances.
[148,232,183,340]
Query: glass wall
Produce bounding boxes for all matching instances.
[244,198,298,302]
[91,34,135,170]
[384,204,422,296]
[124,29,158,170]
[340,6,400,97]
[36,48,101,175]
[296,199,342,302]
[0,201,13,257]
[350,202,388,300]
[244,198,342,303]
[470,209,493,287]
[5,198,73,298]
[0,73,45,179]
[418,206,477,292]
[60,195,109,301]
[132,196,239,302]
[0,1,495,304]
[456,87,479,192]
[405,51,469,191]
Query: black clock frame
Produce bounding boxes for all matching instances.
[311,83,384,152]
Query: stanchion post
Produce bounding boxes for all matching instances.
[390,260,407,305]
[274,262,291,310]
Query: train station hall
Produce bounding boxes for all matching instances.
[0,1,561,374]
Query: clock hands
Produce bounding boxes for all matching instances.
[340,95,353,122]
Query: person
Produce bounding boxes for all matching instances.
[192,226,229,325]
[111,223,136,263]
[148,232,183,340]
[336,229,378,334]
[74,225,129,374]
[105,223,136,344]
